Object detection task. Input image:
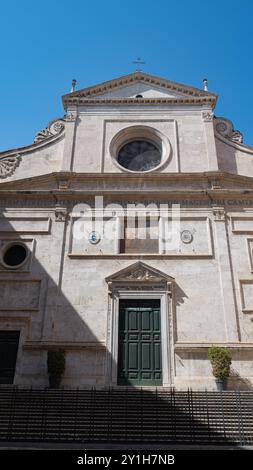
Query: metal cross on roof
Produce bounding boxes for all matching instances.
[132,57,146,72]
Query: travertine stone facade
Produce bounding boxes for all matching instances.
[0,72,253,389]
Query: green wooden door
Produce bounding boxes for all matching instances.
[0,331,20,384]
[117,299,162,386]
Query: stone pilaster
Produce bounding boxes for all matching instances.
[40,210,69,341]
[61,109,78,171]
[202,111,219,171]
[213,206,240,341]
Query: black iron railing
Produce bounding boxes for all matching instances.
[0,387,252,445]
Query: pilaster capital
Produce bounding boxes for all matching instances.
[55,204,68,222]
[212,206,226,221]
[202,111,214,122]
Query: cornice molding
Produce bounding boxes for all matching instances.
[62,72,217,109]
[69,254,214,260]
[23,341,106,351]
[63,97,216,108]
[1,190,253,204]
[174,342,253,350]
[63,72,216,98]
[1,171,253,193]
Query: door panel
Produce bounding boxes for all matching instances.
[128,343,138,369]
[128,310,138,330]
[118,300,162,386]
[141,310,151,330]
[142,343,151,369]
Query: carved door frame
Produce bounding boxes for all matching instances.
[105,262,175,387]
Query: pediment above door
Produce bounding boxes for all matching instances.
[106,261,174,286]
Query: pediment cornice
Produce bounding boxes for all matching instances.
[106,261,174,284]
[62,72,217,109]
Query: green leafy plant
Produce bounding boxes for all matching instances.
[208,346,232,380]
[47,350,65,385]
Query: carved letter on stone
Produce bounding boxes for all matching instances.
[0,154,22,178]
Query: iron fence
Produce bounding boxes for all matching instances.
[0,387,252,445]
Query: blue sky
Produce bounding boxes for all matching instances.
[0,0,252,151]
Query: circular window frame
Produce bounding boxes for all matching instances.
[0,242,29,270]
[110,125,172,173]
[88,231,101,245]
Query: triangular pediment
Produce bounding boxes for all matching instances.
[106,261,174,283]
[62,72,217,109]
[83,82,189,100]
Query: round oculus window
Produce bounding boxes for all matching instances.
[117,140,162,172]
[2,243,28,268]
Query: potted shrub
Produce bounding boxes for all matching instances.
[47,350,65,388]
[208,346,232,391]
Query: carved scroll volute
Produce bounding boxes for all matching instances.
[34,118,65,143]
[214,117,243,143]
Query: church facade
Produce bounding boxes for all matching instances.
[0,72,253,389]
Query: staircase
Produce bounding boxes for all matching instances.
[0,388,252,445]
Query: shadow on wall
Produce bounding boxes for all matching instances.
[0,208,189,389]
[0,209,106,388]
[229,369,253,390]
[0,210,253,446]
[175,283,188,306]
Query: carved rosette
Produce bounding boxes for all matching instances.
[214,117,243,143]
[34,118,65,143]
[0,154,22,178]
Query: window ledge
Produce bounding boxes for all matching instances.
[174,342,253,350]
[68,253,213,259]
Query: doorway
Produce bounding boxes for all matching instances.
[117,299,162,386]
